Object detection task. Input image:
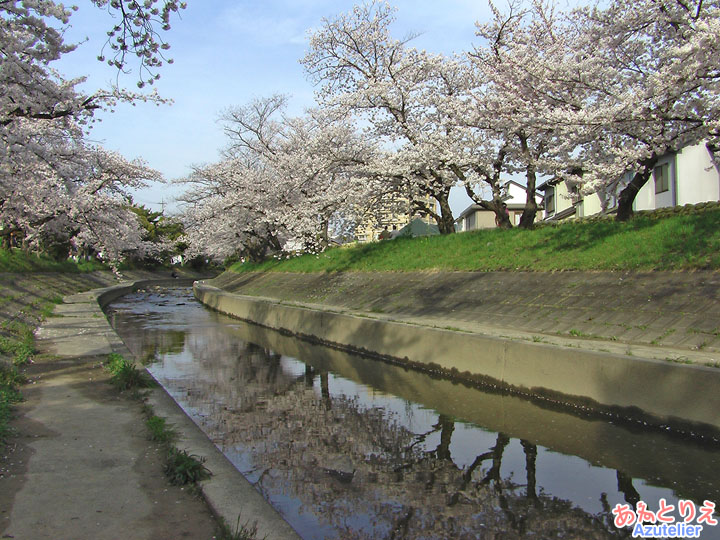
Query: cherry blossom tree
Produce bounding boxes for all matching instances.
[94,0,187,87]
[0,0,183,129]
[302,0,572,232]
[178,96,379,261]
[303,1,464,234]
[177,155,285,263]
[0,118,162,261]
[0,1,185,261]
[454,0,720,225]
[569,0,720,221]
[462,0,587,228]
[484,0,720,221]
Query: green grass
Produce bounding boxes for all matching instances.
[164,447,211,485]
[0,249,107,273]
[38,295,64,319]
[0,362,24,449]
[230,209,720,273]
[104,353,157,391]
[0,321,36,365]
[145,415,178,444]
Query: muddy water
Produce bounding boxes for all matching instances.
[106,286,720,540]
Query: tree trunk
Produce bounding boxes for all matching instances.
[1,229,12,250]
[518,163,538,229]
[435,415,455,461]
[518,133,539,229]
[616,169,654,221]
[616,153,658,221]
[318,217,330,248]
[463,182,512,229]
[521,440,537,500]
[434,189,456,235]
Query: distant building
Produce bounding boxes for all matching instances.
[355,193,436,243]
[456,180,544,232]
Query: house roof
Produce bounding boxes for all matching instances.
[503,179,528,194]
[537,178,561,191]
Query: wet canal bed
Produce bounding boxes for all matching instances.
[106,287,720,539]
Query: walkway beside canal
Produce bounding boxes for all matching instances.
[1,276,300,540]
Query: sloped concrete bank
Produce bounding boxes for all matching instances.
[194,271,720,437]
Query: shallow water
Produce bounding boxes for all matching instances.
[107,286,720,539]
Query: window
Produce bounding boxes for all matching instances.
[466,213,476,230]
[545,187,555,215]
[654,163,670,194]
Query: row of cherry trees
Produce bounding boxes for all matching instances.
[178,97,388,260]
[180,0,720,262]
[1,0,185,262]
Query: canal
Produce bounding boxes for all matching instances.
[106,286,720,539]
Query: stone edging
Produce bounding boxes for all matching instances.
[194,281,720,437]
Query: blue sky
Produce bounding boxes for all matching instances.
[56,1,494,214]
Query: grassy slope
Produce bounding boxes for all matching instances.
[0,249,106,273]
[231,207,720,273]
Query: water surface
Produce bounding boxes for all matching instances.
[107,287,720,539]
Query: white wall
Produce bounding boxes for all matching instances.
[676,143,720,204]
[635,142,720,211]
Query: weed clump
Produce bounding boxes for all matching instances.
[0,321,36,365]
[0,362,24,448]
[145,415,177,444]
[164,447,211,485]
[104,353,156,391]
[215,515,264,540]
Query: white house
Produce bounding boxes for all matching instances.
[456,180,545,232]
[634,142,720,211]
[539,141,720,221]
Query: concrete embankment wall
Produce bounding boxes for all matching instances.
[194,271,720,435]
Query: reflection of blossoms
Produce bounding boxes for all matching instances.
[147,334,626,536]
[110,290,644,539]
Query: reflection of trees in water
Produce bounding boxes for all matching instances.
[108,311,187,360]
[169,345,629,540]
[108,289,198,360]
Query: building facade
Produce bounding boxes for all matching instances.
[539,142,720,221]
[355,193,436,243]
[456,181,544,232]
